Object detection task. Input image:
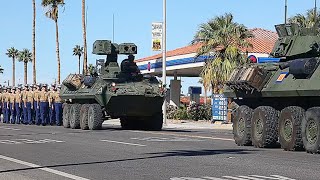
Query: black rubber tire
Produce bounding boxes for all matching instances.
[80,104,90,130]
[232,105,253,146]
[120,117,131,130]
[251,106,279,148]
[279,106,305,151]
[148,112,163,131]
[63,104,71,128]
[302,107,320,154]
[70,104,81,129]
[88,104,103,130]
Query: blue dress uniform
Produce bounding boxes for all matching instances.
[53,86,63,126]
[14,87,22,124]
[3,88,10,123]
[33,84,41,125]
[23,86,34,125]
[9,88,16,124]
[39,85,49,126]
[48,85,56,125]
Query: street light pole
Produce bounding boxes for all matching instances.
[162,0,167,126]
[285,0,287,24]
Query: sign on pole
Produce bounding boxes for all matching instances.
[152,22,163,51]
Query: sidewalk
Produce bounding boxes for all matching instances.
[103,119,233,130]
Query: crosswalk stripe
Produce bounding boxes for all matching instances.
[238,176,265,180]
[250,175,295,180]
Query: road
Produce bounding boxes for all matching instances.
[0,122,319,180]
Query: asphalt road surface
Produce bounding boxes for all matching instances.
[0,122,319,180]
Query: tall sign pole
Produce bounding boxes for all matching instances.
[162,0,167,125]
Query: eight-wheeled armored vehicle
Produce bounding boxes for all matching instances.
[60,40,165,131]
[224,23,320,153]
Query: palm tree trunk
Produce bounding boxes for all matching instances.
[78,55,81,74]
[12,58,15,86]
[82,0,88,75]
[24,62,27,85]
[55,19,61,84]
[32,0,36,84]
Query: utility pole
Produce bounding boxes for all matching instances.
[162,0,167,126]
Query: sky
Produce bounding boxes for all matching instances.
[0,0,316,94]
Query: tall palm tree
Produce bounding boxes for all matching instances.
[32,0,37,84]
[288,8,320,29]
[41,0,64,84]
[82,0,88,74]
[6,47,19,86]
[72,45,84,74]
[192,13,253,93]
[0,66,4,74]
[18,49,32,85]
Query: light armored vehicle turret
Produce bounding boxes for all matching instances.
[60,40,165,131]
[224,23,320,153]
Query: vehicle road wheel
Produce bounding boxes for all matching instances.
[80,104,90,130]
[251,106,279,148]
[233,105,253,146]
[148,112,163,131]
[120,117,131,130]
[70,104,81,129]
[302,107,320,154]
[63,104,71,128]
[88,104,103,130]
[279,106,304,151]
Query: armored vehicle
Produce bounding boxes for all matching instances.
[224,23,320,153]
[60,40,165,131]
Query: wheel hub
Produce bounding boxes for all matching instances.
[283,119,293,142]
[237,118,245,137]
[306,120,318,145]
[255,118,264,139]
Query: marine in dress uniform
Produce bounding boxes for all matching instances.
[9,87,16,124]
[53,85,63,126]
[0,87,3,123]
[39,84,49,126]
[2,87,9,123]
[48,84,56,125]
[14,87,22,124]
[33,84,41,125]
[23,85,34,125]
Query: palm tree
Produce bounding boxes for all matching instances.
[41,0,64,84]
[72,45,84,74]
[0,66,4,74]
[88,64,95,74]
[32,0,37,84]
[6,47,19,86]
[192,13,253,93]
[288,8,320,29]
[18,49,32,84]
[82,0,88,74]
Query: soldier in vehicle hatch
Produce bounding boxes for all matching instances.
[120,55,140,75]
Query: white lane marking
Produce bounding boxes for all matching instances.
[0,139,64,145]
[100,140,146,147]
[131,137,204,142]
[0,127,21,131]
[223,176,250,180]
[238,176,266,180]
[203,177,228,180]
[270,175,296,180]
[250,175,295,180]
[171,175,296,180]
[131,131,234,141]
[0,155,90,180]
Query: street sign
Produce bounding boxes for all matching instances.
[152,22,163,51]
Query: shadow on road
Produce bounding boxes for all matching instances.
[0,149,254,174]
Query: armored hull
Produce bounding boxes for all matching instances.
[224,23,320,154]
[60,40,165,131]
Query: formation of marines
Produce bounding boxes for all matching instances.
[0,84,63,126]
